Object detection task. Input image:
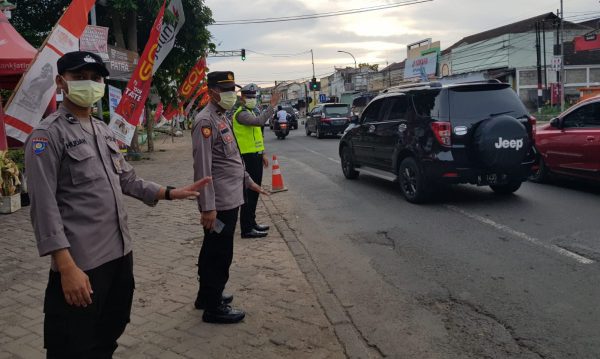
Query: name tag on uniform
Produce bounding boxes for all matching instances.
[218,121,233,143]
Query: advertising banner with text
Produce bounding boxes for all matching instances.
[108,0,166,145]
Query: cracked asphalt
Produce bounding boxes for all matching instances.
[264,126,600,359]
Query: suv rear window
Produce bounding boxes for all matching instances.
[449,86,527,120]
[324,105,350,117]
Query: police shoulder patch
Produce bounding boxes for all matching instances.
[32,137,49,155]
[201,126,212,138]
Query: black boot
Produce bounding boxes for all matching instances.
[202,304,245,324]
[254,224,270,232]
[195,293,233,310]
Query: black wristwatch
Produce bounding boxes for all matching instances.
[165,186,176,200]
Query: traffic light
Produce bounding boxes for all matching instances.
[241,48,246,61]
[310,77,320,91]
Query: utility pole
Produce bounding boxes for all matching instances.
[310,49,316,109]
[560,0,565,111]
[90,5,104,121]
[542,20,548,93]
[536,21,543,113]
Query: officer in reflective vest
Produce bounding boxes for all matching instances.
[232,84,280,238]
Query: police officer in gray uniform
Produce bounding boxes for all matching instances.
[25,51,211,358]
[192,71,268,324]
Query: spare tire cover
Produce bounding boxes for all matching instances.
[473,115,529,172]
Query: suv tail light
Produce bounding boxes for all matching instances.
[321,113,332,123]
[528,115,537,140]
[431,121,452,147]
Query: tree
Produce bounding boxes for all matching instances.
[10,0,71,48]
[96,0,214,107]
[358,63,379,72]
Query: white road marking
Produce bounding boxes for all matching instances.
[297,144,341,164]
[445,205,595,265]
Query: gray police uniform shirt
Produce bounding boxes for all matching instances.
[192,102,256,212]
[24,105,161,272]
[235,105,274,126]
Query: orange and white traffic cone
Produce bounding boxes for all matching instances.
[271,155,288,193]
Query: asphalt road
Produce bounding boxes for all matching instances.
[263,125,600,359]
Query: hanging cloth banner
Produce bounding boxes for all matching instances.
[178,57,206,102]
[4,0,96,143]
[0,95,7,151]
[154,102,164,123]
[153,0,185,74]
[108,0,167,145]
[197,92,210,109]
[184,82,207,116]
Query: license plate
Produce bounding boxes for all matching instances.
[477,174,499,185]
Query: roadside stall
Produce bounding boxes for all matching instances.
[0,10,36,149]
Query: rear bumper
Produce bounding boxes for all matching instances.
[319,123,348,134]
[422,155,535,185]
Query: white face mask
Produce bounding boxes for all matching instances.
[245,98,257,109]
[63,78,106,108]
[218,91,237,110]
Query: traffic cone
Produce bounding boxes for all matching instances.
[271,155,288,193]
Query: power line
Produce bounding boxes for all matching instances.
[210,0,433,25]
[246,49,312,58]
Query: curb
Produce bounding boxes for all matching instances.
[261,195,381,359]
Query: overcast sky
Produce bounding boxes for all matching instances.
[204,0,598,86]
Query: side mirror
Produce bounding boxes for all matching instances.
[351,115,359,124]
[550,117,560,128]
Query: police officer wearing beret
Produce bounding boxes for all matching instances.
[232,84,280,238]
[24,51,212,358]
[192,71,268,324]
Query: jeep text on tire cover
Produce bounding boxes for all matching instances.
[494,137,524,150]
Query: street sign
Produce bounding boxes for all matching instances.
[319,94,327,103]
[551,56,562,72]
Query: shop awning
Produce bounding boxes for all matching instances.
[0,11,36,88]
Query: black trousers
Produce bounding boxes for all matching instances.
[240,152,263,233]
[197,207,239,310]
[44,253,134,359]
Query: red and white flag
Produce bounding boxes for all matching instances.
[154,102,164,123]
[178,57,206,102]
[108,0,166,145]
[184,82,207,116]
[4,0,96,143]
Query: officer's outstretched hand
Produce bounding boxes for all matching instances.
[169,177,212,200]
[249,182,270,196]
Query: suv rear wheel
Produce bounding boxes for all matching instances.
[316,126,324,139]
[398,157,431,203]
[490,179,522,195]
[305,125,312,136]
[341,147,359,179]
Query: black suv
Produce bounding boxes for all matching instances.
[339,81,537,203]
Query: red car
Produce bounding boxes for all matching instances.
[531,96,600,183]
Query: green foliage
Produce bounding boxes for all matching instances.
[6,149,24,173]
[10,0,71,48]
[358,63,379,71]
[0,151,21,196]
